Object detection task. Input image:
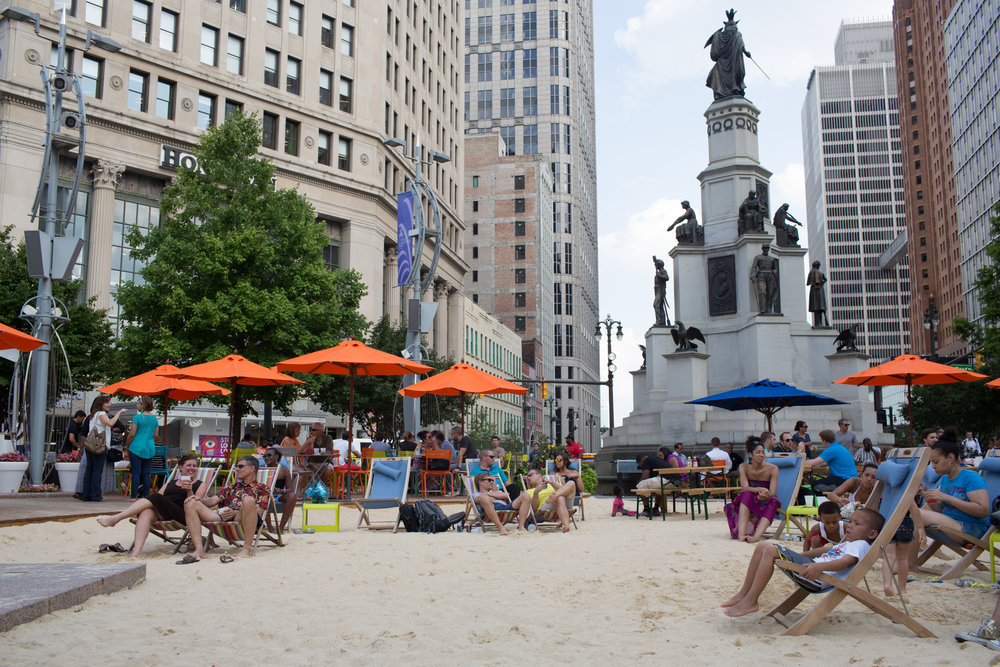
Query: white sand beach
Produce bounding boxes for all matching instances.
[1,498,996,665]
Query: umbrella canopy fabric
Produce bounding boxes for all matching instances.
[686,379,848,432]
[834,354,988,442]
[987,378,1000,390]
[0,322,45,352]
[398,362,528,432]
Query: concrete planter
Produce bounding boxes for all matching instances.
[54,462,81,491]
[0,461,29,493]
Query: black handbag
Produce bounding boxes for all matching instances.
[106,447,124,464]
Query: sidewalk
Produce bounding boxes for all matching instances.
[0,494,132,527]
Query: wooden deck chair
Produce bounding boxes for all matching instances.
[517,474,578,530]
[355,456,411,532]
[767,446,934,638]
[762,453,806,538]
[915,448,1000,580]
[203,466,285,555]
[129,465,220,554]
[463,473,517,532]
[544,458,589,520]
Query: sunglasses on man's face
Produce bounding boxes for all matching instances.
[235,464,250,469]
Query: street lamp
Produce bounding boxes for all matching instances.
[383,135,450,435]
[585,415,597,451]
[595,314,623,436]
[543,397,559,442]
[923,297,940,361]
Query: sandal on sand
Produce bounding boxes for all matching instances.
[175,555,200,565]
[108,543,126,553]
[219,555,234,564]
[98,543,110,553]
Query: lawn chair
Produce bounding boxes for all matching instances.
[762,453,806,539]
[518,474,578,530]
[915,449,1000,580]
[420,449,455,496]
[129,465,220,554]
[355,456,411,532]
[463,473,517,532]
[767,446,935,638]
[203,466,285,555]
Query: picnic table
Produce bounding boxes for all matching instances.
[632,466,721,521]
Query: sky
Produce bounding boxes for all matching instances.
[593,0,894,428]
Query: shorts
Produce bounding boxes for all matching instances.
[891,514,914,544]
[637,477,679,490]
[775,545,830,593]
[493,502,514,511]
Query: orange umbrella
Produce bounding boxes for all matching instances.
[0,322,45,352]
[834,354,988,442]
[162,355,304,452]
[398,362,528,432]
[987,379,1000,389]
[277,340,432,499]
[99,365,231,447]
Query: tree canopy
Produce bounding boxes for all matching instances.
[115,113,367,414]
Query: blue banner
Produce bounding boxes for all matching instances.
[396,192,414,287]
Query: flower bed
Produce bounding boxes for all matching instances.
[0,451,28,463]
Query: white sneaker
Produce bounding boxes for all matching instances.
[956,619,1000,650]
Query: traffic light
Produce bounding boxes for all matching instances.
[541,381,548,399]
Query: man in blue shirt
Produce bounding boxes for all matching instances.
[804,428,858,494]
[468,449,520,498]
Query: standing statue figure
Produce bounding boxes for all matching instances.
[652,255,671,327]
[738,190,767,235]
[705,9,751,100]
[807,260,830,327]
[749,244,779,314]
[667,200,703,245]
[773,203,803,247]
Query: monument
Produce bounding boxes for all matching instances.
[603,10,883,451]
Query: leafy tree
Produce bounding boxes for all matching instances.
[115,114,368,431]
[910,203,1000,438]
[0,225,115,411]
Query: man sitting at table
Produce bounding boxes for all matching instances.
[635,452,678,516]
[178,456,271,563]
[804,429,858,495]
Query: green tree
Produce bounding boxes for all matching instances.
[910,203,1000,438]
[115,114,367,421]
[0,225,115,410]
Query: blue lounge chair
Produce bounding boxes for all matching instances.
[355,457,411,533]
[762,453,805,538]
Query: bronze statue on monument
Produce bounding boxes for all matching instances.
[653,255,671,327]
[705,9,751,100]
[666,200,704,245]
[773,203,803,247]
[749,243,780,314]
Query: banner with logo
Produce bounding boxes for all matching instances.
[397,192,414,286]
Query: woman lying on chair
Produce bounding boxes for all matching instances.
[97,455,208,557]
[920,429,990,540]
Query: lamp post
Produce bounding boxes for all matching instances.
[594,314,623,436]
[544,397,558,442]
[383,136,450,435]
[585,415,597,451]
[923,298,940,362]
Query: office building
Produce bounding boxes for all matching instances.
[462,295,523,439]
[462,0,599,446]
[802,20,911,363]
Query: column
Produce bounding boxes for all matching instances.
[384,246,400,324]
[447,287,463,361]
[87,159,125,312]
[434,280,449,355]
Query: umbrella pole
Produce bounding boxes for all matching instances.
[461,392,466,433]
[346,369,355,501]
[230,381,240,458]
[161,391,169,450]
[907,377,913,446]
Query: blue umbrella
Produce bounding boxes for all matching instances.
[686,379,848,432]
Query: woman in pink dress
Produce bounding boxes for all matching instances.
[724,436,780,542]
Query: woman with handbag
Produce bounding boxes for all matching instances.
[125,396,159,499]
[82,396,125,502]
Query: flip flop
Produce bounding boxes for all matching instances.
[108,543,126,553]
[98,544,110,553]
[175,555,199,565]
[219,555,234,564]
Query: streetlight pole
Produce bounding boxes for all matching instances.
[544,397,558,442]
[594,314,623,436]
[923,297,940,362]
[585,415,597,451]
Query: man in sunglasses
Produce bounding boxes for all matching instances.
[469,449,520,499]
[179,456,270,563]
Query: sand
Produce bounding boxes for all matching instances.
[0,498,996,665]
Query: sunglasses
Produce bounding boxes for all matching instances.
[484,454,495,459]
[235,463,250,469]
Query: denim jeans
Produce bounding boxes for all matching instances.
[83,450,107,501]
[129,452,152,498]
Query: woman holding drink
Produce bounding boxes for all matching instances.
[97,455,208,557]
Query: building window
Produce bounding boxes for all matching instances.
[226,35,244,75]
[266,0,280,26]
[500,51,515,80]
[110,197,157,328]
[523,86,537,115]
[514,174,525,190]
[501,127,516,156]
[284,119,299,156]
[225,99,243,120]
[154,78,175,120]
[554,324,562,356]
[550,122,561,153]
[197,92,216,130]
[554,283,562,314]
[127,69,148,111]
[472,270,479,282]
[565,324,573,356]
[522,11,536,40]
[339,77,353,112]
[515,198,525,213]
[564,243,572,274]
[317,130,332,165]
[500,14,514,42]
[319,69,333,105]
[514,220,525,237]
[472,175,480,187]
[477,53,492,82]
[132,1,151,42]
[262,112,278,149]
[477,90,492,119]
[80,55,102,98]
[338,137,352,170]
[472,223,479,235]
[341,24,354,56]
[85,0,104,26]
[565,284,573,315]
[230,0,246,12]
[264,49,279,87]
[478,15,492,43]
[523,49,537,78]
[472,201,479,212]
[159,9,178,51]
[286,56,301,94]
[321,15,335,48]
[288,1,302,36]
[500,87,515,118]
[515,268,526,284]
[515,316,526,332]
[515,292,526,308]
[514,244,525,260]
[523,125,538,154]
[472,246,479,259]
[200,25,219,66]
[553,241,561,273]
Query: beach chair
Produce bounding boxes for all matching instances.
[761,453,806,539]
[915,449,1000,580]
[203,466,284,555]
[129,465,220,553]
[355,456,411,532]
[767,447,935,638]
[544,458,589,520]
[463,473,517,532]
[518,474,578,530]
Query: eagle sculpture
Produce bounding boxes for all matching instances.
[671,321,706,352]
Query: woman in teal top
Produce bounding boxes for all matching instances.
[126,396,160,499]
